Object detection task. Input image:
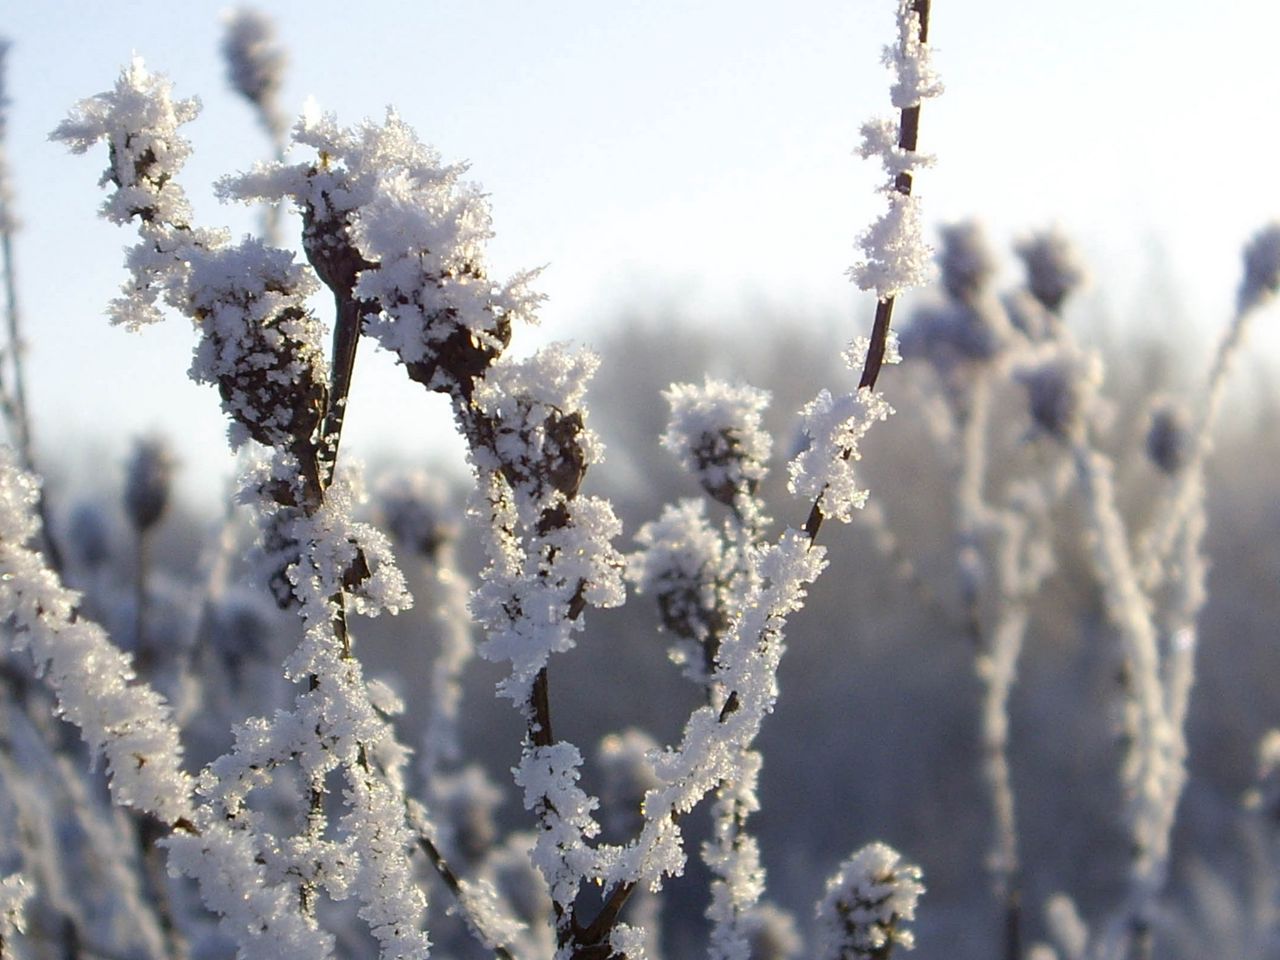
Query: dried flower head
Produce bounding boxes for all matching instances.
[1015,227,1087,314]
[186,241,328,456]
[815,842,924,960]
[221,9,286,140]
[1238,222,1280,314]
[123,436,175,533]
[901,297,1010,368]
[1002,287,1058,343]
[629,498,731,650]
[1144,398,1191,476]
[743,903,802,960]
[662,377,771,507]
[937,220,997,304]
[1015,347,1100,442]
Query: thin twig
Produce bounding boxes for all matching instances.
[806,0,930,547]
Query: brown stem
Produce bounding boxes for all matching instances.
[135,814,188,960]
[530,666,555,748]
[134,529,151,674]
[317,294,373,486]
[1004,884,1023,960]
[411,824,516,960]
[806,0,931,546]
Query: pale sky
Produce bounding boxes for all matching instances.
[4,1,1279,503]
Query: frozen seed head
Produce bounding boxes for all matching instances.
[186,239,328,454]
[221,9,286,138]
[1015,227,1087,314]
[376,471,458,561]
[662,377,771,507]
[815,842,924,960]
[50,57,200,231]
[902,297,1010,368]
[1015,347,1100,442]
[630,499,729,641]
[1238,222,1280,314]
[123,436,175,533]
[1144,398,1191,476]
[743,903,802,960]
[937,220,997,303]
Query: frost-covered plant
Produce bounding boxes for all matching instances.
[814,843,924,960]
[1000,226,1280,960]
[0,4,947,959]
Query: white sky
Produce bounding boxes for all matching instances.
[4,1,1279,503]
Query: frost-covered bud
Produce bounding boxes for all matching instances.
[743,903,802,960]
[1144,399,1190,476]
[1015,228,1087,314]
[630,499,730,640]
[433,765,503,868]
[376,471,459,562]
[937,220,997,304]
[475,345,602,506]
[221,9,286,138]
[50,58,199,230]
[124,436,175,533]
[662,378,771,507]
[67,500,115,570]
[597,728,662,839]
[1244,729,1280,825]
[1238,222,1280,314]
[815,842,924,960]
[399,281,514,401]
[223,109,542,401]
[901,297,1010,368]
[1015,347,1100,442]
[187,240,328,453]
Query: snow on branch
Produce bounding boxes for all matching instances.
[850,0,942,301]
[0,449,193,824]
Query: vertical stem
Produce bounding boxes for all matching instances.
[809,0,933,543]
[137,815,188,960]
[134,529,150,672]
[0,81,63,574]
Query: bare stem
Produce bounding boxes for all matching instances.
[410,819,517,960]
